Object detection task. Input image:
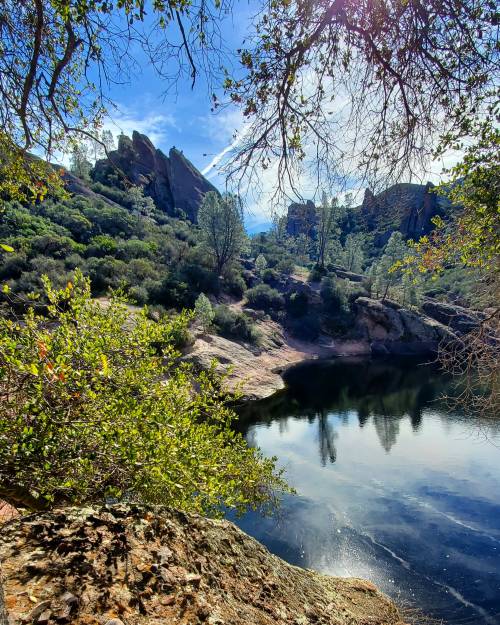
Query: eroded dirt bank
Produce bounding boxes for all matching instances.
[0,505,406,625]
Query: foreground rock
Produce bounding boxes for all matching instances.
[354,297,455,356]
[0,505,405,625]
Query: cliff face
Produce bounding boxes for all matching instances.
[92,132,217,222]
[0,505,405,625]
[285,200,318,237]
[358,182,450,246]
[285,183,452,246]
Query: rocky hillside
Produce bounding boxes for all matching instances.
[0,505,405,625]
[358,183,452,246]
[286,183,453,247]
[92,131,217,221]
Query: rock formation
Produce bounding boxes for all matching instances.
[92,132,217,221]
[421,299,485,334]
[284,183,454,249]
[0,505,405,625]
[358,182,452,247]
[354,297,455,355]
[285,200,318,237]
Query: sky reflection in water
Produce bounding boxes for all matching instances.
[233,358,500,625]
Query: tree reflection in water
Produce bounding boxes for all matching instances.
[237,357,495,460]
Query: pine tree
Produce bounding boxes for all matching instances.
[255,254,268,275]
[373,232,407,300]
[342,233,365,273]
[195,293,215,333]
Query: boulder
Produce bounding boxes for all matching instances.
[0,505,405,625]
[184,333,286,400]
[422,299,485,334]
[354,297,455,355]
[92,132,217,221]
[330,265,365,283]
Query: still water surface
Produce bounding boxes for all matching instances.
[234,358,500,625]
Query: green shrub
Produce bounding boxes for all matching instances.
[213,305,260,343]
[129,285,149,306]
[275,257,295,275]
[0,273,286,513]
[286,290,309,317]
[222,268,246,298]
[245,284,284,311]
[262,268,280,285]
[320,276,349,314]
[309,264,327,282]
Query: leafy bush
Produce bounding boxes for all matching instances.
[275,257,295,275]
[129,285,149,306]
[286,290,309,317]
[90,182,133,209]
[213,305,260,343]
[309,264,327,282]
[0,273,286,513]
[221,268,246,298]
[320,276,349,314]
[245,284,284,311]
[262,267,280,285]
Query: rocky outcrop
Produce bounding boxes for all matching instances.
[330,265,365,283]
[0,505,405,625]
[421,299,485,334]
[354,297,455,355]
[358,182,452,247]
[285,200,318,237]
[92,132,217,221]
[185,332,287,400]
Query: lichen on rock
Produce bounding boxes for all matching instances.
[0,505,405,625]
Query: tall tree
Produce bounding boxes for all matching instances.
[101,130,116,155]
[69,143,92,180]
[373,232,407,299]
[198,192,247,275]
[342,233,365,273]
[316,194,342,269]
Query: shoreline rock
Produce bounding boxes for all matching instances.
[184,297,465,400]
[0,505,406,625]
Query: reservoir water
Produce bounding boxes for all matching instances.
[234,358,500,625]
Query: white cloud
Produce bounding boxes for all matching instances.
[103,104,177,147]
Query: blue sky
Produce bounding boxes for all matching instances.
[87,2,459,233]
[93,3,276,232]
